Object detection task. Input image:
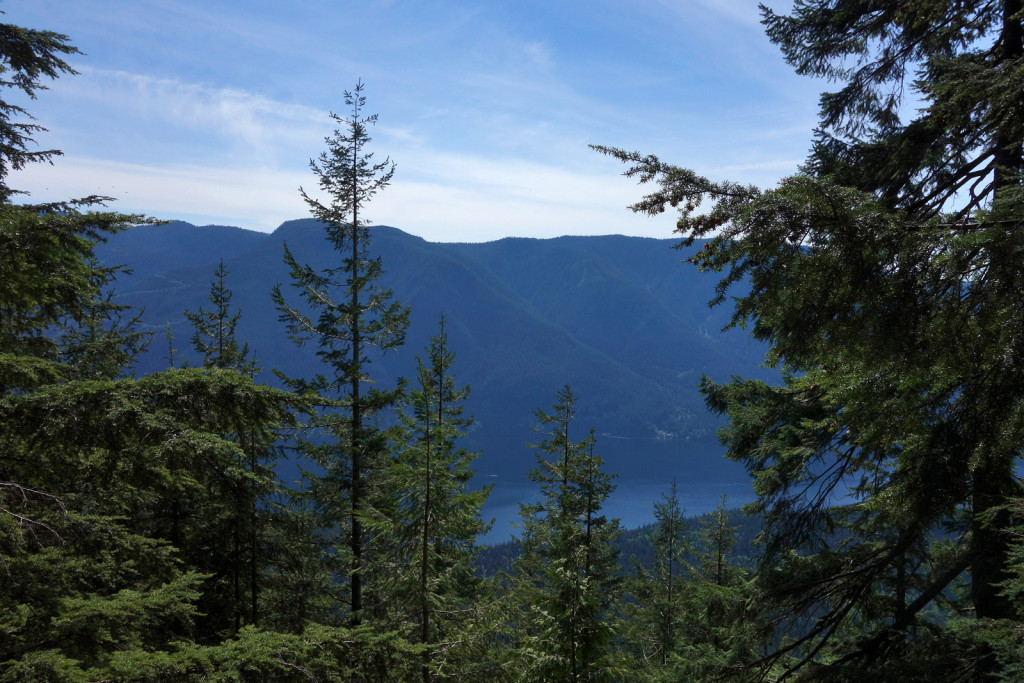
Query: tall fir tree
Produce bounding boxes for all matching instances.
[382,316,495,680]
[512,386,622,682]
[624,481,689,677]
[184,261,293,635]
[272,80,409,627]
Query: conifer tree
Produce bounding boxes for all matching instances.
[0,20,326,677]
[762,0,1024,217]
[2,210,305,669]
[272,80,409,625]
[696,497,736,590]
[56,266,150,382]
[596,1,1024,678]
[512,386,621,682]
[383,316,494,680]
[0,366,306,675]
[0,16,153,567]
[624,481,689,676]
[672,500,766,680]
[184,259,256,374]
[184,261,288,634]
[0,22,79,203]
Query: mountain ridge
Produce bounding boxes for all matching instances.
[96,219,771,535]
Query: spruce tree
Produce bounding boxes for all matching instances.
[272,80,409,626]
[512,386,621,682]
[624,481,689,676]
[184,261,286,634]
[383,316,494,680]
[184,259,256,374]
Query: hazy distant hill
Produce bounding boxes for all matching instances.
[96,220,773,536]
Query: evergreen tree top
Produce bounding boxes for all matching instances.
[300,79,396,235]
[0,21,80,202]
[763,0,1024,216]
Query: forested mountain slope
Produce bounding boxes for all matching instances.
[96,219,773,531]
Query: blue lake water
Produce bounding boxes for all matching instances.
[469,433,755,543]
[273,432,754,544]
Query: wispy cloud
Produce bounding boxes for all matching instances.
[523,41,554,70]
[58,68,327,161]
[13,156,309,231]
[13,147,675,242]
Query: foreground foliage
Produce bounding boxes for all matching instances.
[597,0,1024,679]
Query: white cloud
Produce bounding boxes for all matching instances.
[375,155,672,241]
[11,148,676,242]
[12,156,309,232]
[378,178,664,243]
[56,68,328,163]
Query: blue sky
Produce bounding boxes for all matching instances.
[7,0,822,242]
